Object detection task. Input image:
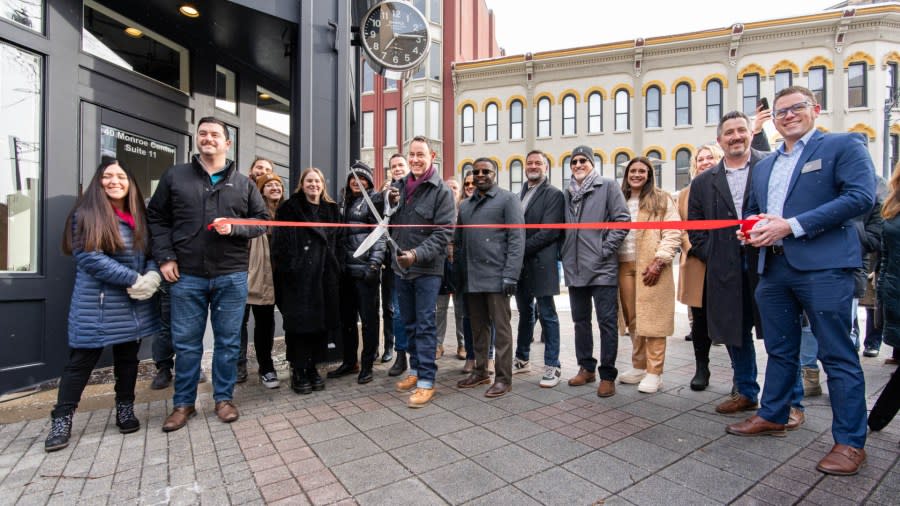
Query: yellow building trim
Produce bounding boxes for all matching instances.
[843,51,875,69]
[671,77,697,92]
[611,83,635,97]
[738,63,766,80]
[505,155,525,169]
[891,124,900,135]
[543,153,555,168]
[884,51,900,67]
[641,80,667,97]
[612,147,637,162]
[769,59,800,77]
[456,99,478,115]
[802,56,834,73]
[457,159,475,175]
[643,146,667,160]
[559,151,572,164]
[671,144,695,161]
[848,123,876,141]
[702,74,728,90]
[559,89,582,103]
[816,126,828,134]
[505,95,527,110]
[585,86,607,100]
[594,149,607,164]
[481,97,502,111]
[488,156,503,172]
[534,91,556,106]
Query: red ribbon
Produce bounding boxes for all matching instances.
[210,218,760,231]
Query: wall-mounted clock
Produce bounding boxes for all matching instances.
[360,1,431,79]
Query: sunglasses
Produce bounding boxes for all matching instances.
[472,169,494,176]
[571,157,590,165]
[464,182,475,187]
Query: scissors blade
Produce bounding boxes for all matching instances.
[353,220,388,258]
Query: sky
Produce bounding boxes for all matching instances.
[484,0,841,55]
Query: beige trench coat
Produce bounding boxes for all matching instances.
[246,234,275,305]
[676,186,706,308]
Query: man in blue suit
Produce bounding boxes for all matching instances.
[729,86,875,476]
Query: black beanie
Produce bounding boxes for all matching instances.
[571,145,594,167]
[348,160,374,189]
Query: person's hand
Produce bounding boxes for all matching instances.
[746,214,792,248]
[364,263,380,283]
[160,260,179,282]
[753,105,771,134]
[397,250,416,269]
[127,271,161,300]
[502,278,517,297]
[212,217,232,235]
[641,258,666,286]
[388,187,400,206]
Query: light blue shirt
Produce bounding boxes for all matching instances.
[723,160,750,215]
[768,128,817,238]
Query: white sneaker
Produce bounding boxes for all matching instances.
[513,358,531,374]
[637,373,662,393]
[619,368,646,384]
[539,366,561,388]
[260,372,280,389]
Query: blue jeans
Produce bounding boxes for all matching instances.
[391,288,407,352]
[170,272,248,406]
[800,298,860,369]
[756,257,866,448]
[396,274,442,389]
[515,293,561,367]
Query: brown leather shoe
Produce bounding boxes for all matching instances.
[816,444,866,475]
[485,381,511,398]
[568,367,596,386]
[726,415,786,437]
[457,373,491,389]
[715,394,759,414]
[597,379,615,397]
[162,406,195,432]
[786,407,805,431]
[215,400,240,423]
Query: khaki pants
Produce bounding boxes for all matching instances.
[619,262,667,375]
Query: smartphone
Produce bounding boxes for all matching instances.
[757,97,769,111]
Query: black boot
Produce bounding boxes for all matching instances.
[388,351,407,377]
[115,401,140,434]
[150,367,172,390]
[45,412,73,452]
[326,362,359,378]
[358,366,374,384]
[309,366,325,391]
[690,360,710,391]
[291,367,312,394]
[236,362,248,383]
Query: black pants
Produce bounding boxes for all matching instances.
[381,264,395,351]
[285,331,326,369]
[690,305,711,363]
[152,280,174,370]
[52,341,141,417]
[240,304,276,375]
[340,275,380,368]
[568,285,619,381]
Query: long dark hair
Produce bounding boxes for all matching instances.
[62,158,148,255]
[621,156,667,217]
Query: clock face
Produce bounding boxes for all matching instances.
[362,1,430,73]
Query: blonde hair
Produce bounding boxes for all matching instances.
[882,161,900,220]
[690,144,724,178]
[295,167,336,204]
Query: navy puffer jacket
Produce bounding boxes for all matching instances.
[68,216,162,348]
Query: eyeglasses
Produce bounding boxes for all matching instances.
[773,101,812,120]
[571,158,590,165]
[464,182,475,187]
[471,169,494,176]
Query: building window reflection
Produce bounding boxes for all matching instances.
[2,0,43,32]
[257,87,290,135]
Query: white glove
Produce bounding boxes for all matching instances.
[127,271,161,300]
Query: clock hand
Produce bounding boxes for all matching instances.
[383,36,396,51]
[395,33,425,39]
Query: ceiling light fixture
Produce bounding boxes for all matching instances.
[179,4,200,18]
[258,93,271,101]
[124,27,143,38]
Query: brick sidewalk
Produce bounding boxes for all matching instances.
[1,308,897,505]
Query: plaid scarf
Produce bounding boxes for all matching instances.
[567,168,600,216]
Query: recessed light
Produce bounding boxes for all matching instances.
[179,4,200,18]
[124,27,143,38]
[258,93,271,101]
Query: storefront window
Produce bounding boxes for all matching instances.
[100,125,176,198]
[82,1,190,92]
[1,43,41,272]
[216,66,238,114]
[257,87,290,135]
[2,0,43,32]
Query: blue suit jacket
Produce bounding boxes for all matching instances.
[744,130,875,272]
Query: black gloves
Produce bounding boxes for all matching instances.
[364,263,380,283]
[502,278,517,297]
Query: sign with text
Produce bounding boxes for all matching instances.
[100,125,176,197]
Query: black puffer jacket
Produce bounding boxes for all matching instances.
[341,166,386,279]
[147,155,267,277]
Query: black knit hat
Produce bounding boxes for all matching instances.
[347,160,374,189]
[571,145,594,167]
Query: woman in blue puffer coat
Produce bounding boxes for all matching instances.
[44,159,161,452]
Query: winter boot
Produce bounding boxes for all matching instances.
[690,360,710,391]
[802,367,822,397]
[44,412,73,452]
[388,351,408,377]
[115,401,140,434]
[291,367,312,394]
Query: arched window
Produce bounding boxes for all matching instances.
[588,92,602,133]
[537,97,551,137]
[742,73,759,115]
[593,153,603,177]
[706,79,722,124]
[562,94,576,135]
[774,69,792,95]
[675,148,692,189]
[675,83,691,126]
[509,159,523,193]
[461,105,474,144]
[509,99,523,140]
[562,156,572,189]
[615,152,629,183]
[462,162,474,175]
[646,86,661,128]
[808,67,827,111]
[615,89,630,131]
[646,150,662,187]
[485,102,499,141]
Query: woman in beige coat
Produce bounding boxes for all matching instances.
[677,144,723,391]
[617,157,681,393]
